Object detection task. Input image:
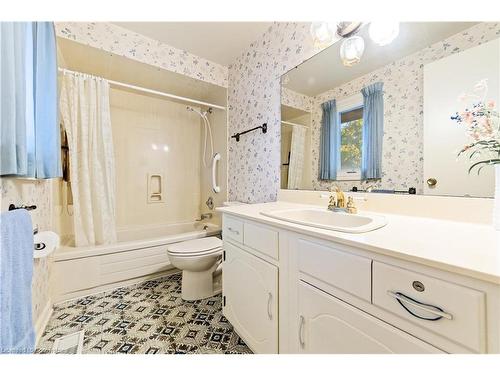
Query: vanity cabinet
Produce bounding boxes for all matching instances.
[220,212,499,354]
[297,281,443,353]
[372,261,486,353]
[222,240,278,354]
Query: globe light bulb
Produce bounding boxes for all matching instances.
[368,22,400,46]
[340,36,365,67]
[310,22,337,48]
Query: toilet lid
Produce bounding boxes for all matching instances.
[167,236,222,255]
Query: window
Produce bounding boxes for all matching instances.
[336,94,364,180]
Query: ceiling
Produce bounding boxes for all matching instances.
[57,37,227,107]
[283,22,477,97]
[113,22,274,66]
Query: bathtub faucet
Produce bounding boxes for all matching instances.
[196,213,212,221]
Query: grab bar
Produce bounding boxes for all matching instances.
[212,153,221,193]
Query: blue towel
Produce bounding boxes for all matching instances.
[0,209,35,354]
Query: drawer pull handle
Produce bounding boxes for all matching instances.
[299,315,305,347]
[267,292,273,320]
[227,227,240,235]
[387,291,453,321]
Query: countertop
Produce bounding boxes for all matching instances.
[217,201,500,285]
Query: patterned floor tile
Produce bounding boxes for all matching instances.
[36,273,251,354]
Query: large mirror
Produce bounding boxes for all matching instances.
[280,22,499,197]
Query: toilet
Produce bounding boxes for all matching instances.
[167,236,223,301]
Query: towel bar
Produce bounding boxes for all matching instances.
[8,204,37,211]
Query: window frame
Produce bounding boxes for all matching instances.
[335,93,364,181]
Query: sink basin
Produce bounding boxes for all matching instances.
[260,208,387,233]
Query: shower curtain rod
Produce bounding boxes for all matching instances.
[58,68,226,111]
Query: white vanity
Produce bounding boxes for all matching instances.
[217,200,500,354]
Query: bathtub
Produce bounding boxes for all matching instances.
[52,222,220,303]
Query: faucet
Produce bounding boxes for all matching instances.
[327,186,357,214]
[196,213,213,221]
[327,185,344,211]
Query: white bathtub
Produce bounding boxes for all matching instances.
[52,222,220,302]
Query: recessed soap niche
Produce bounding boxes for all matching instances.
[147,173,165,203]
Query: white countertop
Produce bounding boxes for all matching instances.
[217,201,500,285]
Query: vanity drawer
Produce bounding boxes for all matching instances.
[297,239,371,302]
[223,215,244,243]
[244,222,279,260]
[372,261,486,353]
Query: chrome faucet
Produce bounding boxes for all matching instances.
[196,213,213,221]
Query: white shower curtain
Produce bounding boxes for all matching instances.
[59,72,117,247]
[287,125,307,190]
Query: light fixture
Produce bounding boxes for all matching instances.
[340,35,365,67]
[310,22,337,48]
[336,22,362,38]
[368,22,400,46]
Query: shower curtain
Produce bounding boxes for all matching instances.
[287,125,307,190]
[59,72,117,247]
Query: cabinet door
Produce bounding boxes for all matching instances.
[223,242,278,354]
[297,281,443,354]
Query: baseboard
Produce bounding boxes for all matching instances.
[35,300,53,345]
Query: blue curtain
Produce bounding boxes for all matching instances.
[319,99,339,180]
[0,22,60,178]
[361,82,384,180]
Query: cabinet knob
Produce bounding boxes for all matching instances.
[426,178,437,187]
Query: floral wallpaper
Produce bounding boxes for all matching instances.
[282,87,313,112]
[55,22,229,88]
[310,22,500,193]
[228,22,500,202]
[0,178,53,326]
[227,22,338,203]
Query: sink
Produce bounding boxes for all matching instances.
[260,208,387,233]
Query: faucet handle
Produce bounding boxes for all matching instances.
[346,196,357,214]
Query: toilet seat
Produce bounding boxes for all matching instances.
[167,237,222,256]
[168,247,222,257]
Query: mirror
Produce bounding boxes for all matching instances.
[280,22,499,197]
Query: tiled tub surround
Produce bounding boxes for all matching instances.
[228,22,500,203]
[36,273,251,354]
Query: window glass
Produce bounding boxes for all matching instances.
[339,107,363,175]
